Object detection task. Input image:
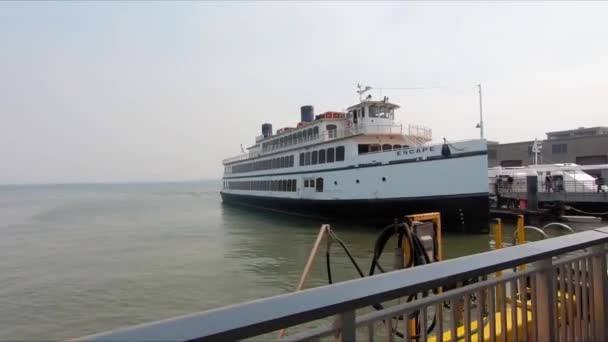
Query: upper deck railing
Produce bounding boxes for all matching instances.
[222,121,432,165]
[495,180,608,204]
[75,226,608,342]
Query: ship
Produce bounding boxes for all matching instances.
[221,87,489,232]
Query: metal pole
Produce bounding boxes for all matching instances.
[478,83,484,139]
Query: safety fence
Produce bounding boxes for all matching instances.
[496,180,607,194]
[74,224,608,341]
[223,121,433,165]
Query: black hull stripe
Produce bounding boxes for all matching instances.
[219,191,489,203]
[221,192,490,233]
[223,150,487,180]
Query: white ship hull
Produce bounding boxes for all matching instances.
[222,139,489,232]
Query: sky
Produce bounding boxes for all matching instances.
[1,1,608,184]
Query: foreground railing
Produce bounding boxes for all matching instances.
[74,228,608,342]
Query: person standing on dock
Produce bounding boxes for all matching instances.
[597,175,605,193]
[545,175,553,192]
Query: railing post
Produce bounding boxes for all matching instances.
[590,244,608,341]
[532,258,557,342]
[337,310,356,342]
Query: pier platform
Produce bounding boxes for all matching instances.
[74,225,608,342]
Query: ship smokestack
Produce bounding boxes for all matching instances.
[261,123,272,138]
[300,106,314,123]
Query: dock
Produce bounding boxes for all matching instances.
[73,224,608,342]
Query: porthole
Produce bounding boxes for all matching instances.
[356,179,360,184]
[334,181,338,186]
[382,177,386,182]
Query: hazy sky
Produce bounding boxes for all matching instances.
[2,1,608,184]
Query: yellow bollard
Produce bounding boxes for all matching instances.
[494,218,503,277]
[516,215,526,271]
[494,219,505,310]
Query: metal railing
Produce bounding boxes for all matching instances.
[496,180,607,194]
[223,121,433,165]
[74,227,608,342]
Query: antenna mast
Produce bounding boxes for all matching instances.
[477,83,484,139]
[356,84,372,102]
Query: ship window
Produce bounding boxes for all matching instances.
[319,149,326,164]
[382,144,392,151]
[289,155,294,167]
[370,144,381,152]
[304,179,309,187]
[313,126,319,137]
[312,151,318,164]
[361,107,366,117]
[305,152,311,165]
[358,144,370,154]
[299,153,305,166]
[393,144,402,150]
[282,180,287,192]
[307,128,313,138]
[327,124,337,131]
[310,179,315,188]
[336,146,345,161]
[316,178,324,192]
[297,131,303,142]
[327,148,335,162]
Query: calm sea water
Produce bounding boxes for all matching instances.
[0,181,599,340]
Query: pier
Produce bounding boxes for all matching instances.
[75,224,608,341]
[492,174,608,223]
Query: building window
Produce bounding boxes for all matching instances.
[576,155,608,165]
[319,149,326,164]
[501,160,523,167]
[552,143,568,154]
[336,146,345,161]
[316,178,324,192]
[327,148,335,162]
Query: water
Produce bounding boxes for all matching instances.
[0,181,600,340]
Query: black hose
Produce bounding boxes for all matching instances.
[324,222,441,339]
[326,248,333,285]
